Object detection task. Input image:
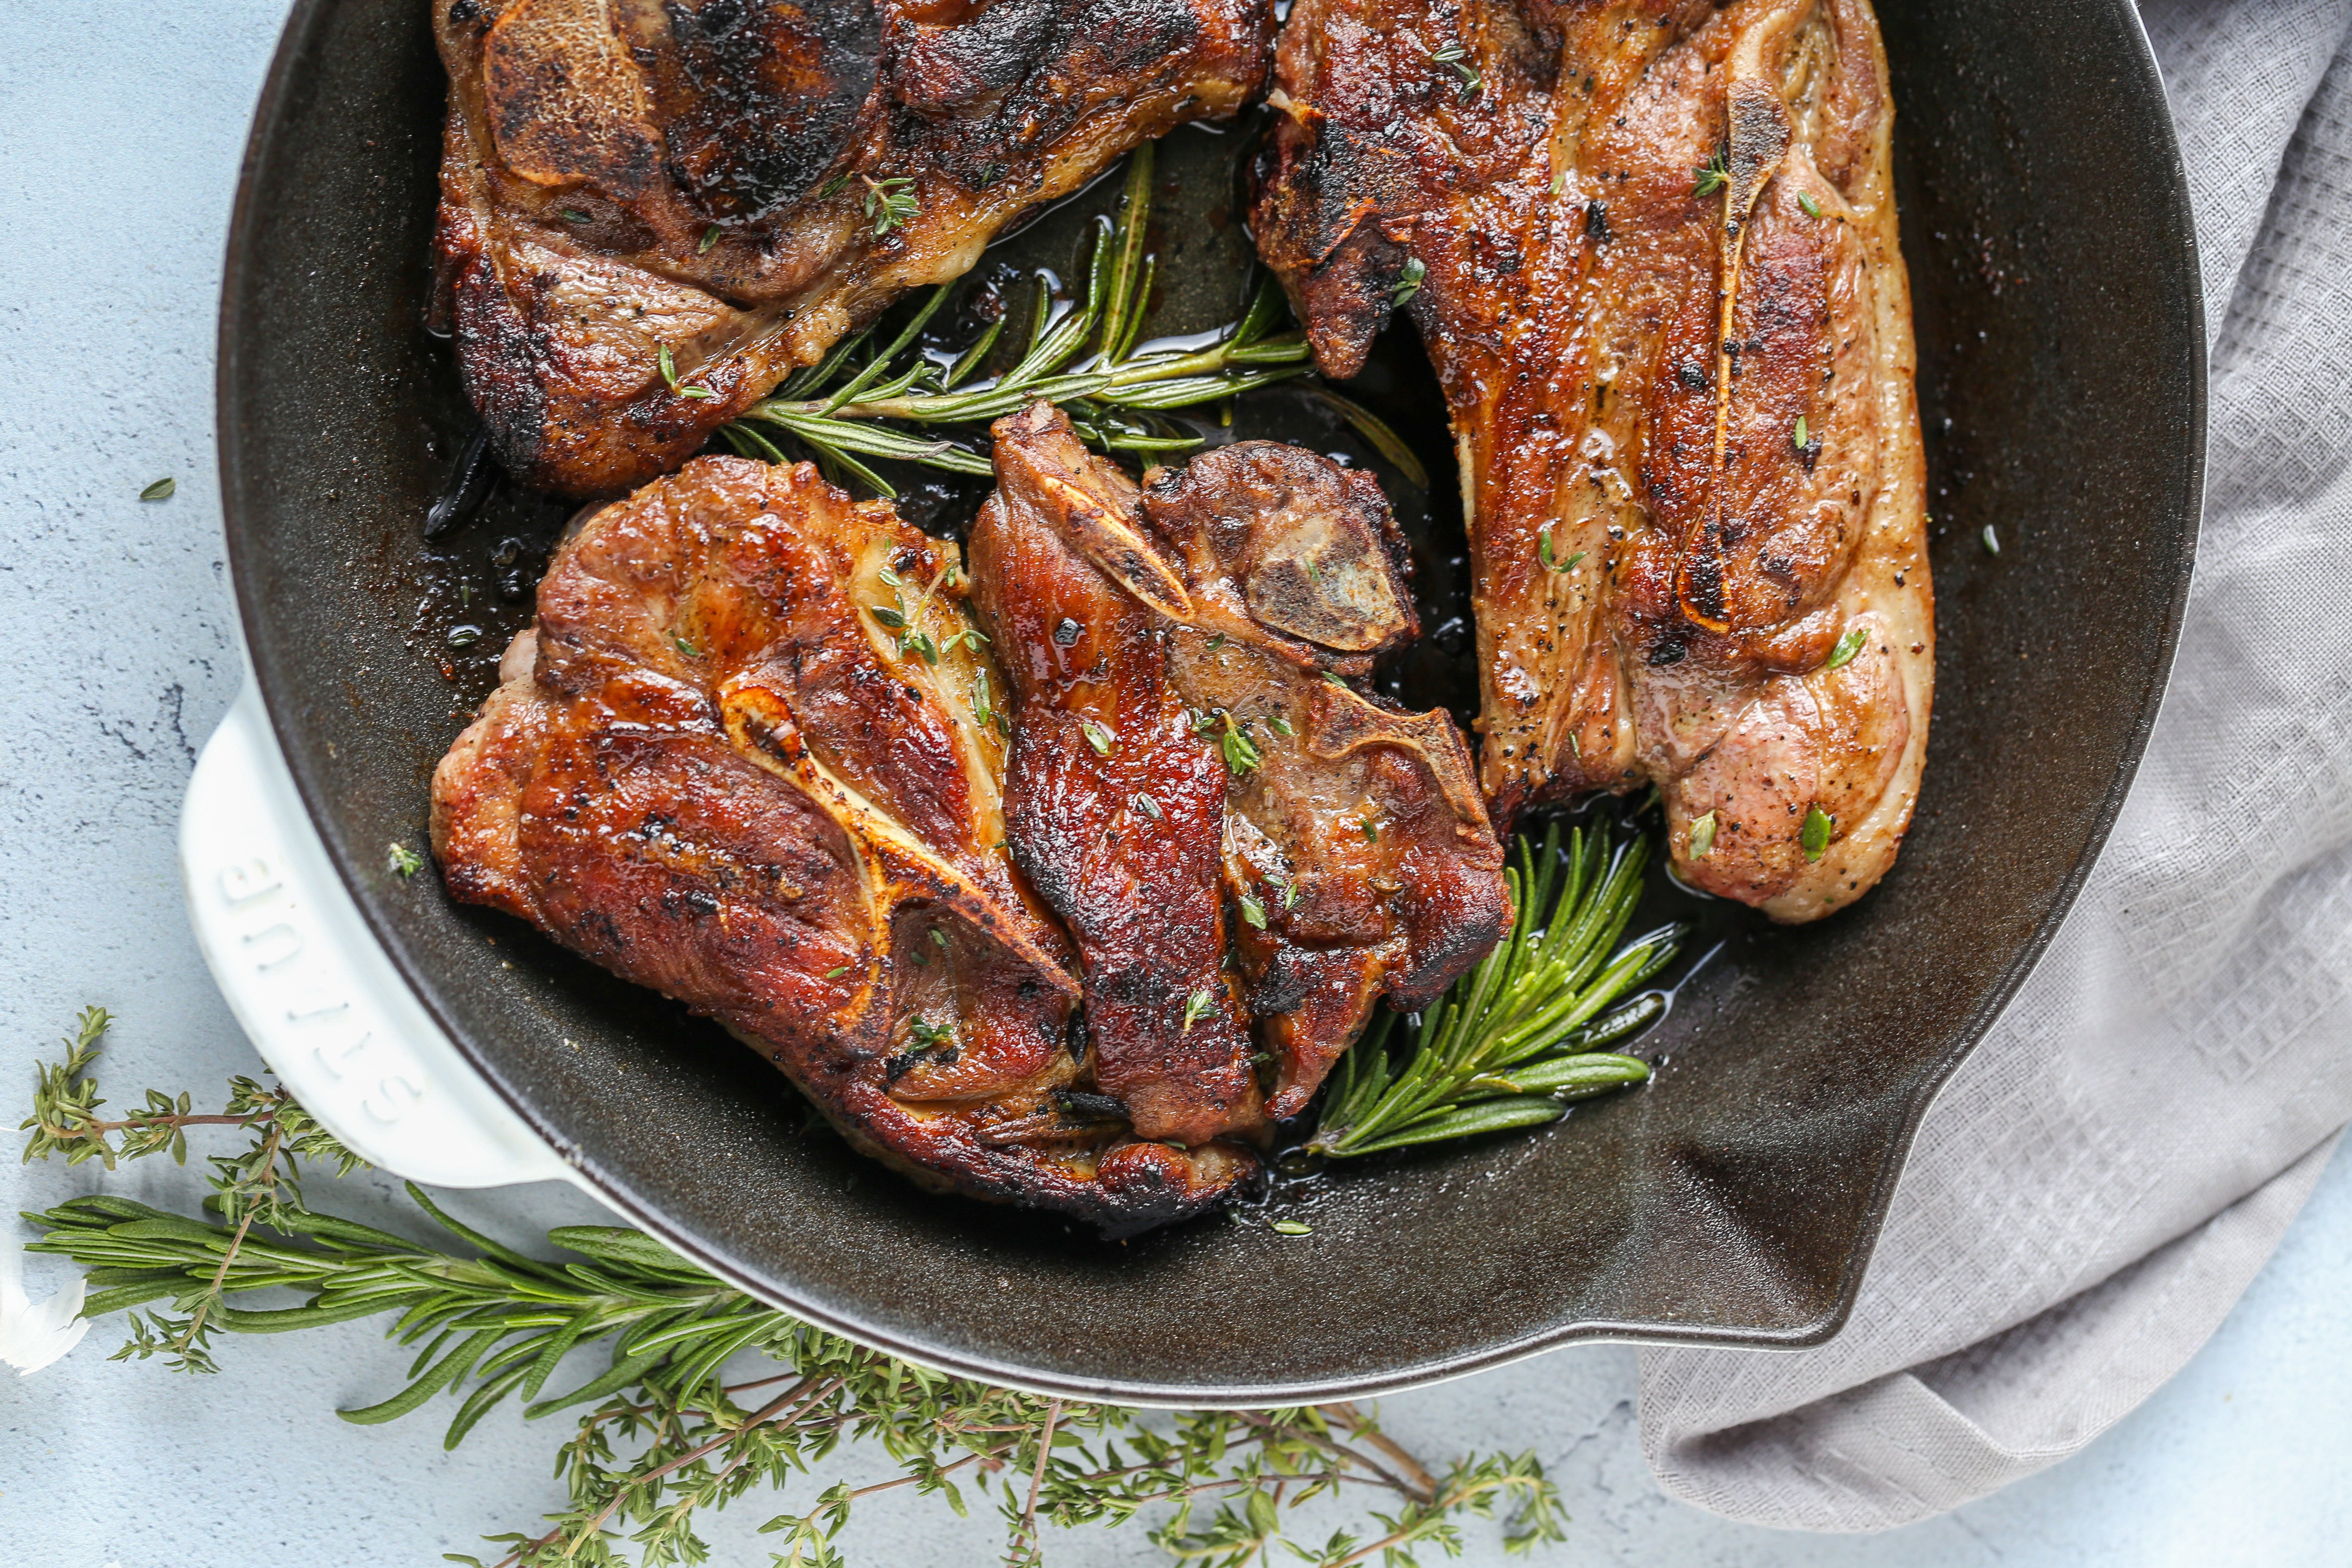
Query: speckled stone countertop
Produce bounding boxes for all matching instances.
[2,5,2346,1563]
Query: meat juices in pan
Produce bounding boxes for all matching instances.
[429,0,1274,499]
[969,404,1511,1138]
[431,455,1253,1233]
[1253,0,1933,920]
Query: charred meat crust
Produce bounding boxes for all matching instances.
[431,0,1274,498]
[430,454,1253,1230]
[1251,0,1932,922]
[970,404,1510,1125]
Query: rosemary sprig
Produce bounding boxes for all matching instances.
[726,141,1419,498]
[20,1019,1568,1567]
[1308,823,1685,1159]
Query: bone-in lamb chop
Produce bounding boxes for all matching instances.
[431,0,1271,499]
[969,404,1512,1136]
[1252,0,1932,920]
[431,454,1255,1231]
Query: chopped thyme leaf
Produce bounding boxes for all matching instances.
[672,634,699,658]
[1322,670,1349,686]
[1688,810,1718,860]
[1798,191,1823,219]
[1133,793,1162,821]
[561,208,590,223]
[906,1015,953,1050]
[1431,43,1482,98]
[1079,717,1116,756]
[1180,989,1217,1034]
[931,928,949,952]
[1551,168,1569,196]
[877,567,904,589]
[1282,882,1301,910]
[699,225,720,254]
[386,842,424,878]
[861,176,919,236]
[1801,805,1834,862]
[1392,255,1427,306]
[1238,892,1268,929]
[1190,709,1262,772]
[1216,714,1262,775]
[658,343,714,401]
[1538,527,1585,573]
[825,965,851,978]
[1694,149,1729,198]
[139,477,175,502]
[1982,524,2002,556]
[1793,414,1810,451]
[868,603,907,629]
[900,628,940,665]
[1825,625,1868,671]
[1205,632,1227,650]
[1269,1219,1313,1236]
[817,173,850,199]
[1269,716,1295,737]
[1360,817,1379,844]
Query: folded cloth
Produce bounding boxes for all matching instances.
[1635,0,2352,1530]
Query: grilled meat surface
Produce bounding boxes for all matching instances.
[431,0,1272,498]
[1253,0,1932,919]
[970,404,1511,1134]
[431,454,1255,1231]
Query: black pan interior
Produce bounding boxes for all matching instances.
[217,0,2202,1403]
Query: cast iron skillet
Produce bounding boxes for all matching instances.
[216,0,2202,1403]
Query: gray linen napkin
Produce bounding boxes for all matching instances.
[1636,0,2352,1528]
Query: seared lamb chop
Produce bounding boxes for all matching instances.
[432,454,1254,1231]
[969,404,1511,1132]
[431,0,1271,499]
[1252,0,1932,920]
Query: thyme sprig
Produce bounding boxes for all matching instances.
[725,142,1415,499]
[1308,823,1685,1159]
[19,1007,365,1371]
[21,1017,1568,1567]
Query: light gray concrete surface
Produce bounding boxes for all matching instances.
[1,4,2345,1564]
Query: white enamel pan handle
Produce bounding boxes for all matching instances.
[180,678,576,1189]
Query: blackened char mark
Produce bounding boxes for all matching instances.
[894,0,1209,190]
[1252,120,1412,379]
[649,0,885,223]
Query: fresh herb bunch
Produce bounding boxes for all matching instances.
[1308,821,1686,1160]
[722,142,1426,498]
[20,1016,1567,1567]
